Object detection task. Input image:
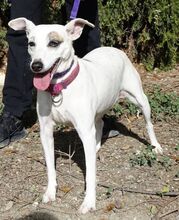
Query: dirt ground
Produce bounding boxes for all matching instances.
[0,65,178,220]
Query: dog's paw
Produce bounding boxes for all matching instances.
[42,190,56,203]
[152,144,163,154]
[78,200,96,214]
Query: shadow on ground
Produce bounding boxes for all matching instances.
[53,115,150,179]
[16,212,58,220]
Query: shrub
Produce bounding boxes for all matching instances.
[98,0,179,70]
[0,28,7,66]
[43,0,65,24]
[0,0,9,66]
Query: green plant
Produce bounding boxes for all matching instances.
[110,103,124,117]
[43,0,65,24]
[109,85,179,121]
[105,186,114,198]
[175,171,179,178]
[98,0,179,70]
[0,0,9,65]
[130,145,157,167]
[99,0,138,48]
[174,144,179,151]
[125,101,139,116]
[130,145,174,170]
[0,28,7,60]
[148,86,179,121]
[158,156,172,171]
[110,99,139,118]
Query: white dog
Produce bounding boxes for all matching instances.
[9,18,162,214]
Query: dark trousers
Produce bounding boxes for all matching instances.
[3,0,100,117]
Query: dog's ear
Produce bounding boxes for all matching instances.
[65,18,94,41]
[8,17,35,35]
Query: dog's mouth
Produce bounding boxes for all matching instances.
[33,58,60,91]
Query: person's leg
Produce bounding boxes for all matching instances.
[65,0,100,57]
[0,0,44,148]
[3,0,44,117]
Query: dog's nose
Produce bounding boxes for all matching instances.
[31,60,43,72]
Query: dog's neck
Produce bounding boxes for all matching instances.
[52,59,75,80]
[47,56,79,96]
[51,56,77,82]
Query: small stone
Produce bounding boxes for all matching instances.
[32,201,39,208]
[1,201,14,212]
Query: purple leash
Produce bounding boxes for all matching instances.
[70,0,81,19]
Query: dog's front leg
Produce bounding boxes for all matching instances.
[39,121,57,203]
[77,125,97,214]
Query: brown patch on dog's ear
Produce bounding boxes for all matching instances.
[48,31,64,42]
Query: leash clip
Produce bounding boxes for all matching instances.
[51,93,63,106]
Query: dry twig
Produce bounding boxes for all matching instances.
[98,183,179,197]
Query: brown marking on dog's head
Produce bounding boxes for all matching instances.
[48,31,64,42]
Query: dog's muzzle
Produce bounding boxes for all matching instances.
[33,58,61,91]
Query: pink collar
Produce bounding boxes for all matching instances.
[46,62,80,96]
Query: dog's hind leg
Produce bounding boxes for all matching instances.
[121,86,162,154]
[95,118,104,153]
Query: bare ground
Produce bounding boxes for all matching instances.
[0,66,179,220]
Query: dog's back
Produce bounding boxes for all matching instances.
[78,47,140,114]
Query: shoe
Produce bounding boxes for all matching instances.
[102,129,121,139]
[102,115,121,139]
[0,111,27,149]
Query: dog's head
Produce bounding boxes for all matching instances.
[8,18,94,90]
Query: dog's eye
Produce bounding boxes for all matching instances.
[28,41,36,47]
[48,40,61,47]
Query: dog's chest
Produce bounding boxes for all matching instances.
[51,104,68,124]
[51,97,73,125]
